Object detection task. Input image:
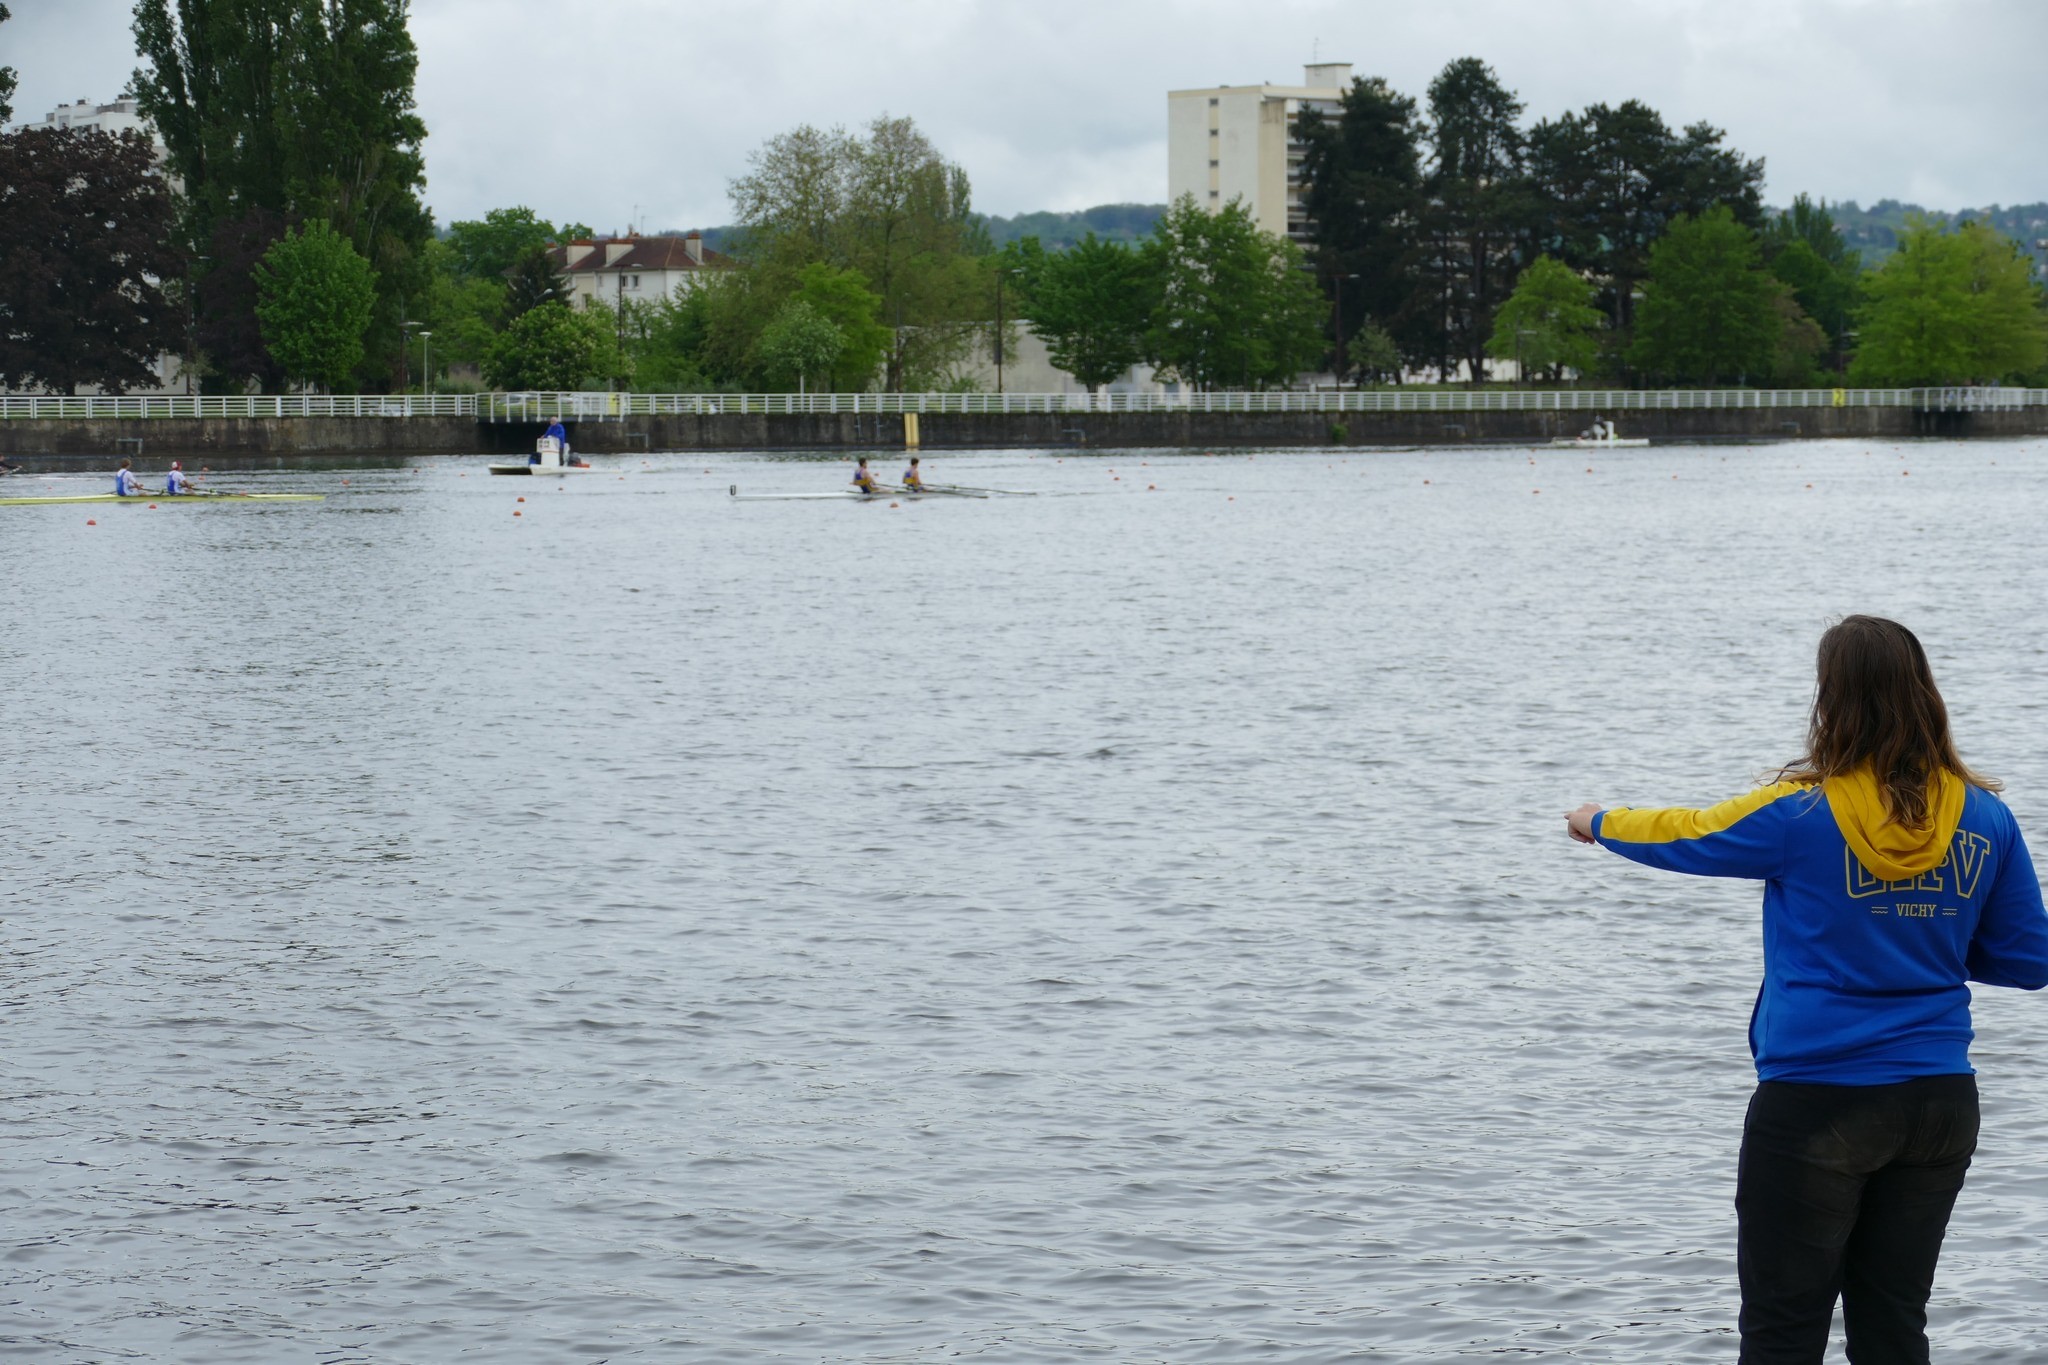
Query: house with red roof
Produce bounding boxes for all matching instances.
[549,231,736,310]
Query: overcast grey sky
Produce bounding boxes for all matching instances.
[7,0,2045,232]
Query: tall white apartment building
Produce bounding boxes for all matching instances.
[11,97,165,153]
[1167,63,1351,244]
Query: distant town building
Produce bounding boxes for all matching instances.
[10,96,167,155]
[549,232,736,309]
[1167,62,1351,244]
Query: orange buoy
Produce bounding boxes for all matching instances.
[517,496,525,503]
[889,501,899,508]
[86,518,97,525]
[513,510,522,517]
[1422,479,1431,485]
[1806,483,1814,489]
[341,479,349,486]
[148,503,158,508]
[1148,484,1156,490]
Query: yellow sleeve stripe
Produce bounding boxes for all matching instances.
[1601,780,1814,846]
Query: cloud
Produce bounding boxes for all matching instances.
[9,0,2046,229]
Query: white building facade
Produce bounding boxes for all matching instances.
[550,232,734,310]
[11,97,165,151]
[1166,63,1350,244]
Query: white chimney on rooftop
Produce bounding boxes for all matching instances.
[1303,62,1352,90]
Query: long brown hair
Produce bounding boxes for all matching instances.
[1776,615,1998,825]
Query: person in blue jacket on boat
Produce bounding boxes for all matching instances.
[534,420,568,466]
[1567,615,2048,1363]
[113,458,149,496]
[163,461,195,495]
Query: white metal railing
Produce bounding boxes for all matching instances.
[3,388,2043,421]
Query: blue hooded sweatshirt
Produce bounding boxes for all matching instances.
[1594,769,2048,1084]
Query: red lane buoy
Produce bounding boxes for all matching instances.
[889,501,899,508]
[517,496,526,503]
[513,510,522,517]
[148,503,158,509]
[86,518,97,525]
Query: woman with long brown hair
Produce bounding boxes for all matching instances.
[1567,615,2048,1363]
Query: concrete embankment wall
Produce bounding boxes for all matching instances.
[2,405,2042,468]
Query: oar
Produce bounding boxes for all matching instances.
[925,482,1034,496]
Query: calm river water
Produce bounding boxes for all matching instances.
[6,437,2048,1362]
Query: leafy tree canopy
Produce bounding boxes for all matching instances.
[790,262,889,390]
[0,127,184,394]
[730,114,990,389]
[254,217,378,390]
[132,0,431,389]
[1005,232,1156,390]
[447,207,576,281]
[1145,197,1326,390]
[752,298,844,391]
[0,3,15,124]
[484,299,611,391]
[1485,255,1603,380]
[504,245,570,320]
[1629,205,1790,385]
[1849,218,2048,385]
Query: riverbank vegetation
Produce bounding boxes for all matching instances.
[1291,58,2046,388]
[1,5,2041,395]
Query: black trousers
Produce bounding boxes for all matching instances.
[1736,1074,1979,1364]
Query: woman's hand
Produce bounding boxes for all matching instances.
[1566,802,1602,844]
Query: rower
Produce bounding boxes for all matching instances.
[113,458,150,497]
[852,457,881,494]
[164,461,195,495]
[901,456,925,490]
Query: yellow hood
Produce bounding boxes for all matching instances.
[1822,767,1965,880]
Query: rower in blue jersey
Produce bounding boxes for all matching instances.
[852,457,881,494]
[163,461,195,495]
[901,456,925,490]
[113,458,150,497]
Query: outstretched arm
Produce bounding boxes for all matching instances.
[1566,782,1808,881]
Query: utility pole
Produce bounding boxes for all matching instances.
[419,331,433,397]
[994,269,1008,394]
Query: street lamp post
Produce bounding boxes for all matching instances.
[418,330,433,400]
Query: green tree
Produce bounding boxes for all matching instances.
[1629,206,1783,385]
[730,115,992,390]
[1297,75,1425,370]
[0,4,16,123]
[1144,197,1326,389]
[753,298,844,391]
[414,235,503,386]
[445,207,578,281]
[1005,232,1156,390]
[0,127,184,393]
[1485,255,1603,381]
[254,217,378,390]
[1764,196,1862,372]
[1526,101,1763,342]
[484,300,609,391]
[132,0,431,389]
[791,262,889,390]
[1420,57,1533,381]
[504,244,571,320]
[619,293,712,392]
[1850,219,2048,385]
